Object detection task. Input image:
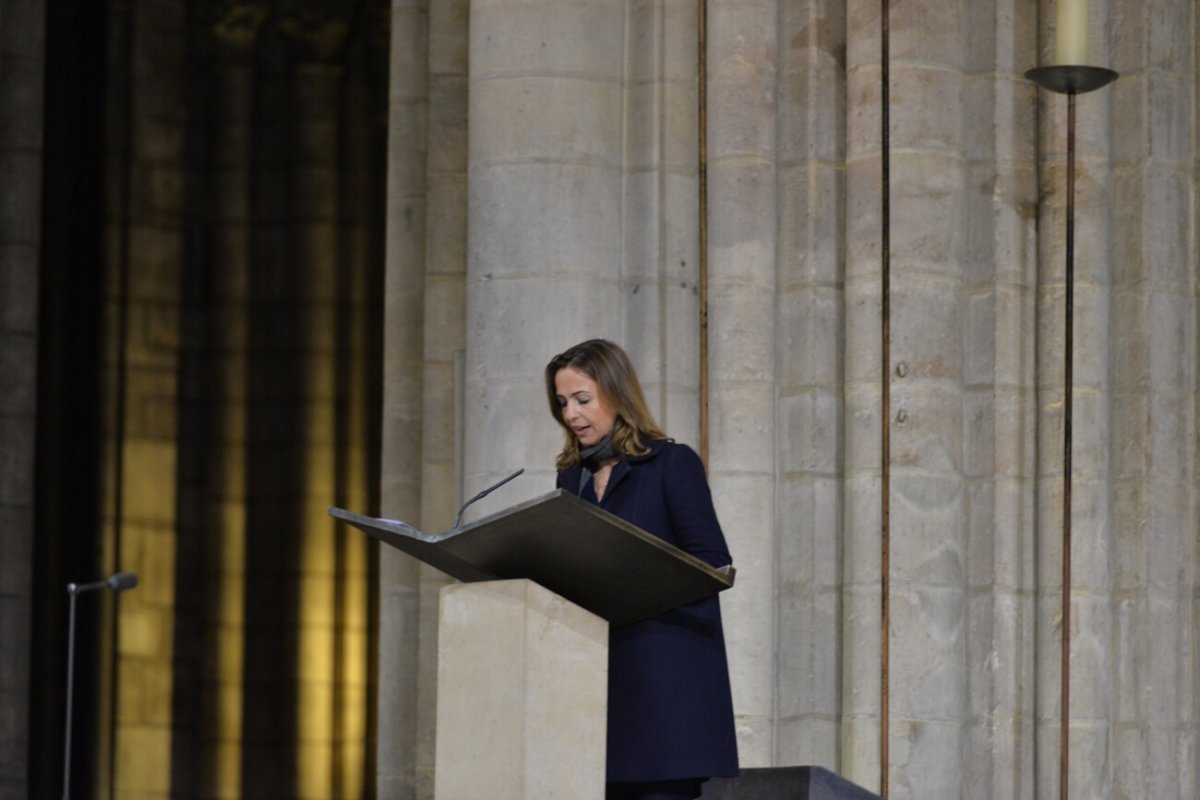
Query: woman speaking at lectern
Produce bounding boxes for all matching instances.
[546,339,739,800]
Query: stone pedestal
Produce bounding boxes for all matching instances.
[434,579,607,800]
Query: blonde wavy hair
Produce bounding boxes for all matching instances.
[545,339,668,470]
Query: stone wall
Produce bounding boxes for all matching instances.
[380,1,1200,798]
[0,1,45,798]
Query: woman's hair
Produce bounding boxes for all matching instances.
[546,339,667,470]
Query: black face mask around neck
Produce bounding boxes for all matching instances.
[580,431,617,471]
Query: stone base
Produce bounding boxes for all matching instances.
[434,579,608,800]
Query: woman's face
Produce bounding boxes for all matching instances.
[554,366,617,447]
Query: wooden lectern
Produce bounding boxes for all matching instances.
[330,491,735,800]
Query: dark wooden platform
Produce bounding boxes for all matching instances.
[701,767,883,800]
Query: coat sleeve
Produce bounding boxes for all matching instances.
[662,444,732,568]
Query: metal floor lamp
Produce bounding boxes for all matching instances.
[61,571,138,800]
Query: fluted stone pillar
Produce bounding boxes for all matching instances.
[621,0,703,436]
[102,4,186,796]
[378,1,428,798]
[886,4,975,795]
[416,1,470,795]
[1105,1,1198,790]
[0,0,44,796]
[842,4,1043,795]
[278,24,374,796]
[773,1,848,769]
[381,3,704,797]
[706,0,780,766]
[1064,1,1197,796]
[463,0,630,509]
[186,27,259,796]
[960,4,1040,797]
[462,0,704,505]
[842,1,886,786]
[4,1,391,796]
[380,1,1200,797]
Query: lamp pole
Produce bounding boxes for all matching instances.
[1024,62,1116,800]
[61,572,138,800]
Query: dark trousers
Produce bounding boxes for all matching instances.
[606,778,705,800]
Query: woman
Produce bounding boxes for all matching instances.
[546,339,739,800]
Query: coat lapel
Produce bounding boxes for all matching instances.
[599,458,632,506]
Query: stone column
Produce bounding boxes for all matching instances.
[180,15,262,795]
[773,0,848,768]
[382,3,708,795]
[378,1,428,798]
[0,0,44,796]
[416,0,471,795]
[276,16,372,796]
[884,3,975,795]
[706,0,780,767]
[621,0,702,438]
[960,3,1040,797]
[463,0,628,505]
[103,3,186,796]
[1103,0,1197,796]
[841,1,886,786]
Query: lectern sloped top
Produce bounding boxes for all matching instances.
[328,489,735,627]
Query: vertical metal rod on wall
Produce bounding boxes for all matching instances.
[698,0,709,464]
[879,1,891,796]
[1060,91,1076,800]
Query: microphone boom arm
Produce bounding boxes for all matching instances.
[454,468,524,528]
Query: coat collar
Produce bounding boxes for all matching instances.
[627,437,669,463]
[595,438,669,501]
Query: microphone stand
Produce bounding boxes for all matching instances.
[62,572,138,800]
[454,469,524,528]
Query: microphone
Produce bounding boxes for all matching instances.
[107,571,139,591]
[454,468,524,528]
[67,571,139,595]
[62,572,139,799]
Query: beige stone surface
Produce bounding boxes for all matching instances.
[381,0,1200,797]
[434,580,607,800]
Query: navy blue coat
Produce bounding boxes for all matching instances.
[557,439,739,783]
